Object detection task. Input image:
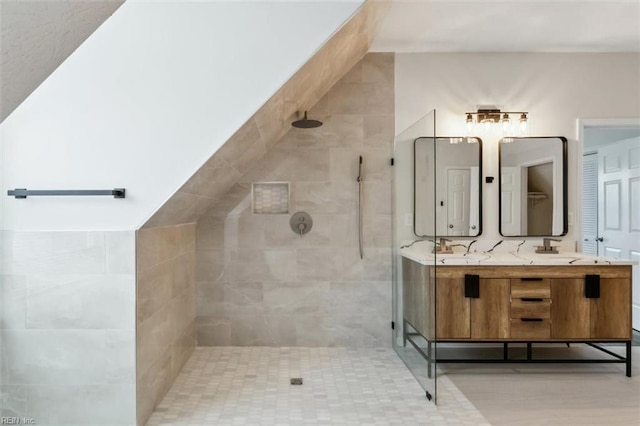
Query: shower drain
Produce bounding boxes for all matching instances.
[290,378,303,385]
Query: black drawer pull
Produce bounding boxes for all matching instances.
[585,274,601,299]
[520,278,543,281]
[521,318,544,322]
[464,274,480,298]
[521,298,544,302]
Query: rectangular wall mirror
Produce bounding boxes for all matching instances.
[414,137,482,237]
[499,136,568,236]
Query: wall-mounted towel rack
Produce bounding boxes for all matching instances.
[7,188,126,199]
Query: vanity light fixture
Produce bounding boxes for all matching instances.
[464,108,529,139]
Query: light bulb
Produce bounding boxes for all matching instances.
[465,113,474,136]
[519,113,529,136]
[501,113,511,136]
[482,119,492,134]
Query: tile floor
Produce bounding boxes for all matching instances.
[147,344,640,425]
[146,347,489,425]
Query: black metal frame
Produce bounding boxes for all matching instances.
[413,136,483,238]
[497,136,568,237]
[8,188,125,199]
[403,319,632,378]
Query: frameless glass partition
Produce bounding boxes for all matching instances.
[392,111,438,402]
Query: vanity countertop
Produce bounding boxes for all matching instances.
[400,239,639,266]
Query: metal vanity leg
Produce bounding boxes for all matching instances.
[402,319,407,347]
[526,343,533,360]
[503,343,509,360]
[427,340,432,379]
[626,341,632,378]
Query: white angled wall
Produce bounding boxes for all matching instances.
[395,53,640,242]
[0,0,362,231]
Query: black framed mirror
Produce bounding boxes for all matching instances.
[499,136,568,237]
[414,137,483,237]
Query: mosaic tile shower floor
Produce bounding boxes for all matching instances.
[146,347,488,425]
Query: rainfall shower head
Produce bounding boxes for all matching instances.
[291,111,323,129]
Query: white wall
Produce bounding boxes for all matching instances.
[395,53,640,241]
[0,0,362,231]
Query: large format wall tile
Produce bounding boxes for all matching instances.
[136,223,196,426]
[25,274,135,330]
[195,53,395,348]
[0,230,136,425]
[0,275,26,329]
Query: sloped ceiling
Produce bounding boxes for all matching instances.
[0,0,124,122]
[143,0,390,228]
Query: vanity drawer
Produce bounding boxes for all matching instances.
[511,299,551,319]
[510,318,551,339]
[511,279,550,298]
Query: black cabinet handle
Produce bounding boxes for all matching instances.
[585,274,601,299]
[521,318,544,322]
[520,278,543,281]
[521,298,544,302]
[464,274,480,298]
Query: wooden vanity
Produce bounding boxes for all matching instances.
[402,258,633,376]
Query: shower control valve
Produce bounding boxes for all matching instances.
[290,212,313,237]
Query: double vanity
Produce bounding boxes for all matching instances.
[401,240,634,376]
[404,135,636,376]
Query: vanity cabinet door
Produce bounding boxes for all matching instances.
[471,279,510,339]
[551,278,590,339]
[590,278,631,339]
[436,277,471,339]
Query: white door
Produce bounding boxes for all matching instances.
[582,153,599,255]
[597,138,640,330]
[447,168,470,236]
[501,167,523,235]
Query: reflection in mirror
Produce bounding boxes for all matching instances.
[414,137,482,237]
[499,137,568,237]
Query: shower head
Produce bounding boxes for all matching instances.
[291,111,323,129]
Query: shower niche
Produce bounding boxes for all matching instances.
[252,182,290,214]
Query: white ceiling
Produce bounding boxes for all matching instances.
[371,0,640,53]
[2,0,638,124]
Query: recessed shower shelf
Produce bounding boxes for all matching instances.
[252,182,290,214]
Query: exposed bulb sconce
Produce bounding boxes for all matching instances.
[464,107,529,139]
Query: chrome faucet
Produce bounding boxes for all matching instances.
[432,238,453,254]
[535,238,561,254]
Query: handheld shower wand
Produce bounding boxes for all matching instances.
[357,156,364,260]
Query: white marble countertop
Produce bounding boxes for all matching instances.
[400,239,638,266]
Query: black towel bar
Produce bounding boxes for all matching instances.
[8,188,126,199]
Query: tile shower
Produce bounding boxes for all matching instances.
[0,53,396,426]
[195,53,395,348]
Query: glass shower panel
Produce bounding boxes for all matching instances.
[392,110,438,403]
